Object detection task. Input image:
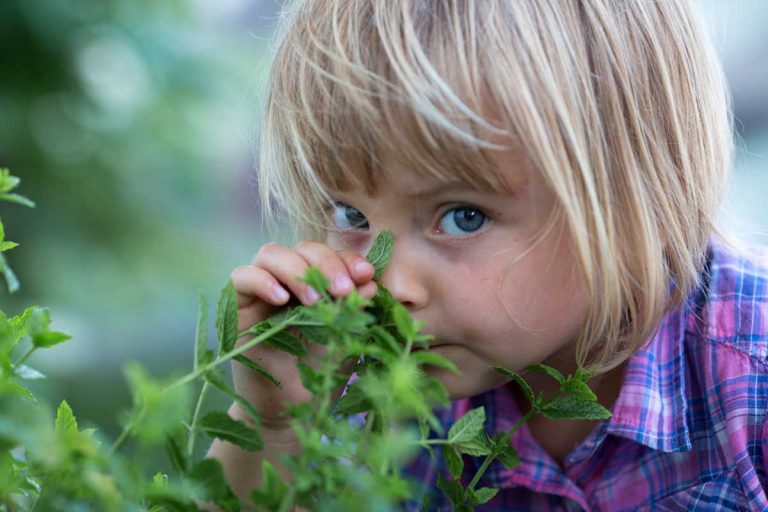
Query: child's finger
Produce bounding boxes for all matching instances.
[336,250,375,285]
[356,281,378,300]
[251,242,319,305]
[230,264,291,308]
[292,240,357,297]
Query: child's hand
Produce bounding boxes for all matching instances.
[228,240,378,435]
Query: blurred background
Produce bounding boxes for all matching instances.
[0,0,766,458]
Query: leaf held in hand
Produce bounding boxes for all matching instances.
[366,229,393,280]
[216,281,238,354]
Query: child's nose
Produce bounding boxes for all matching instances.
[378,243,430,312]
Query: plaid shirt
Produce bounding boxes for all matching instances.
[403,238,768,511]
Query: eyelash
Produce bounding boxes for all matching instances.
[327,201,490,241]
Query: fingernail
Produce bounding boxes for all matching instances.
[306,287,322,304]
[354,260,372,275]
[272,284,290,302]
[333,272,353,292]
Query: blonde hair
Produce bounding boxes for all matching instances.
[258,0,733,373]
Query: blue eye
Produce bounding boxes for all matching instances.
[437,207,487,236]
[332,202,369,230]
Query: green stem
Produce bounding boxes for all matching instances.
[14,345,36,367]
[277,486,296,512]
[166,316,312,391]
[109,419,135,454]
[187,380,211,458]
[463,409,535,497]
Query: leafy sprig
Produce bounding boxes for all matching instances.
[0,172,612,512]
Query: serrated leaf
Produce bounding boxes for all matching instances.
[442,444,463,478]
[366,229,393,280]
[561,378,597,401]
[447,407,485,445]
[473,487,499,505]
[189,459,241,512]
[216,281,238,354]
[194,290,209,370]
[55,400,78,434]
[456,431,492,456]
[526,363,565,384]
[540,395,612,420]
[233,354,281,387]
[199,411,263,451]
[409,351,459,373]
[263,329,307,357]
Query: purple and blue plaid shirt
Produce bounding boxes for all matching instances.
[403,238,768,511]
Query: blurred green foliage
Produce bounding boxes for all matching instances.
[0,0,281,437]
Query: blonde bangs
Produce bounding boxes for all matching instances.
[259,0,517,240]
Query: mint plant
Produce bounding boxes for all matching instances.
[0,168,611,511]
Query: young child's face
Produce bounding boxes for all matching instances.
[325,150,588,400]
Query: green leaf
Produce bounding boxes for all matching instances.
[436,474,464,506]
[334,383,372,415]
[189,459,241,512]
[0,241,18,252]
[251,460,289,511]
[526,363,565,384]
[0,169,20,193]
[473,487,499,505]
[199,411,263,451]
[194,290,210,370]
[391,302,417,341]
[493,366,534,405]
[233,354,281,387]
[0,193,35,208]
[366,229,393,280]
[204,368,261,425]
[456,431,492,456]
[561,378,597,401]
[297,362,322,394]
[0,252,19,293]
[409,351,459,373]
[540,394,612,420]
[152,472,167,488]
[32,330,71,348]
[496,443,520,469]
[55,400,78,434]
[124,363,192,445]
[263,329,307,357]
[442,444,463,478]
[301,267,330,299]
[165,430,189,474]
[447,407,485,445]
[216,280,238,354]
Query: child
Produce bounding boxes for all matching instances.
[208,0,768,509]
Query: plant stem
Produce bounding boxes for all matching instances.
[14,345,36,367]
[166,316,316,391]
[463,409,535,497]
[187,380,211,458]
[109,420,135,454]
